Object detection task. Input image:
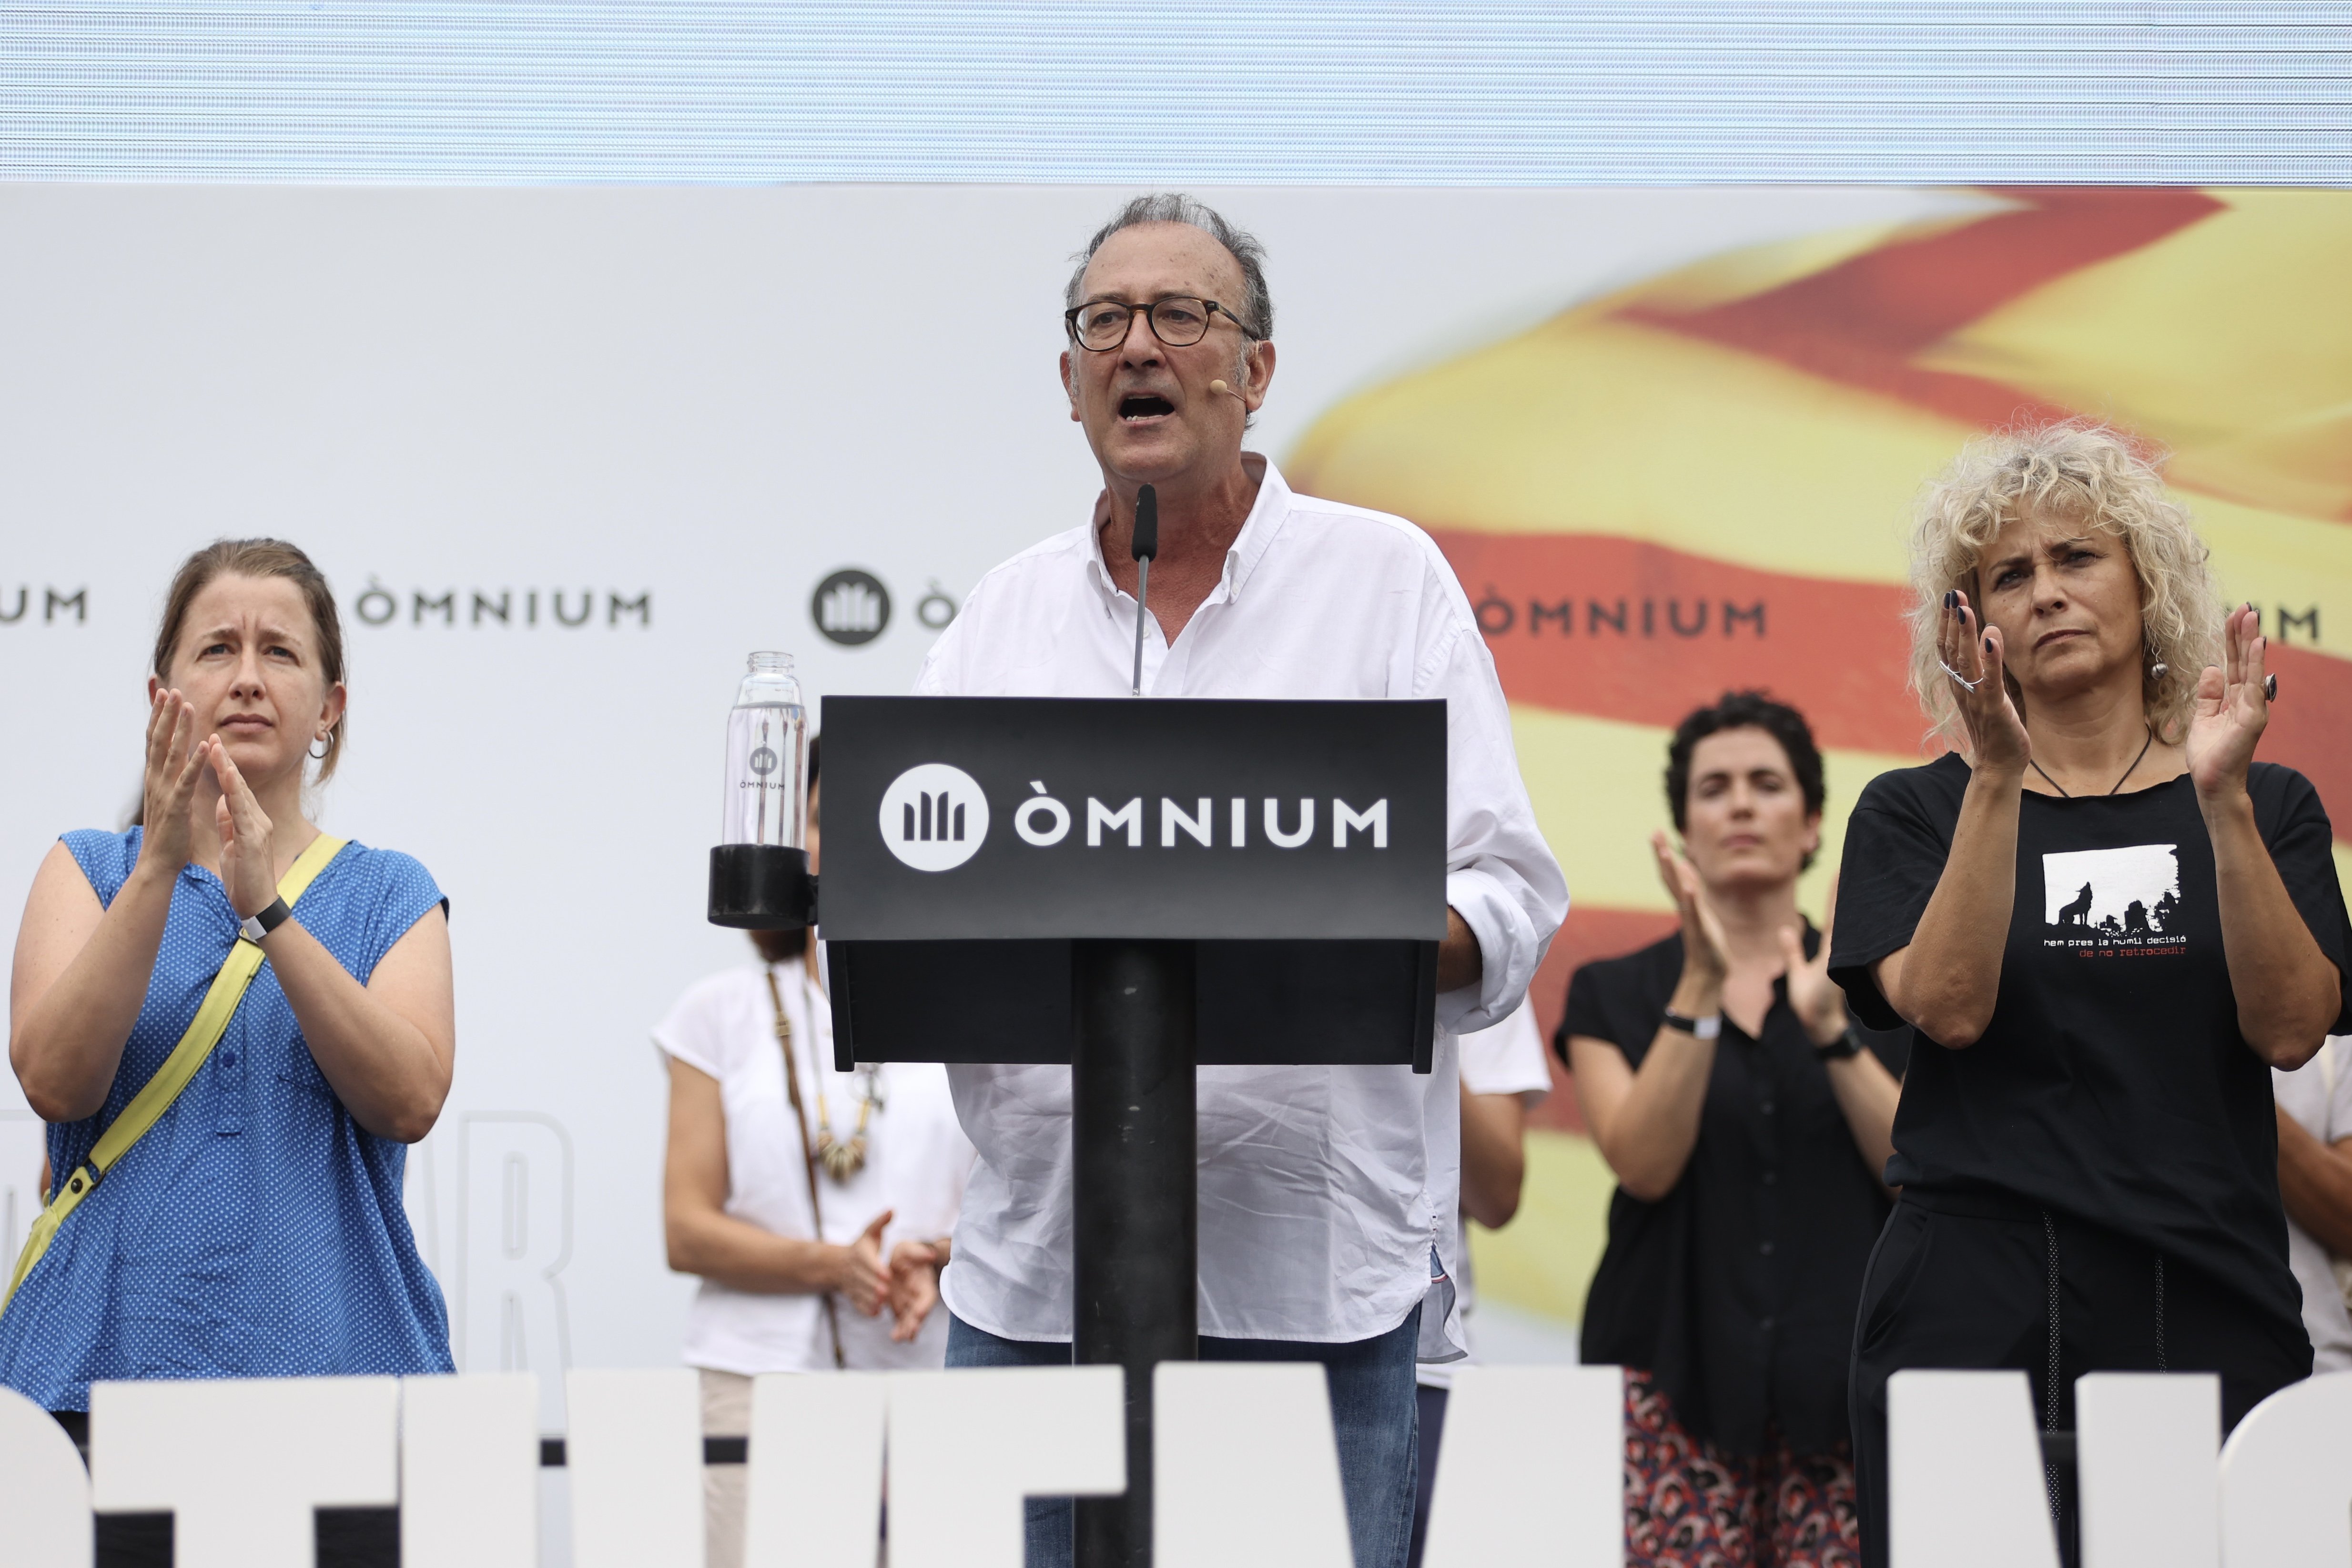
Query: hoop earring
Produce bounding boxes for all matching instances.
[308,733,332,761]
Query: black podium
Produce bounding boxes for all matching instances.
[817,695,1446,1567]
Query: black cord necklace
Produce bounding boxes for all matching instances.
[2029,726,2155,799]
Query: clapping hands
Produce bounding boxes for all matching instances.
[1778,871,1848,1048]
[205,736,281,919]
[1653,831,1729,987]
[136,689,284,919]
[837,1210,894,1317]
[2185,603,2270,805]
[838,1209,947,1342]
[139,688,206,873]
[886,1239,946,1343]
[1938,590,2030,775]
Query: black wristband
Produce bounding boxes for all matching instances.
[1814,1025,1865,1062]
[239,896,293,943]
[1661,1008,1722,1041]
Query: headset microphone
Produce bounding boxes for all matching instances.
[1208,379,1240,398]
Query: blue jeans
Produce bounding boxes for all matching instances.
[1408,1383,1447,1568]
[947,1307,1422,1568]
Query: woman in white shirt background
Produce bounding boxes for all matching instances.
[2274,1035,2352,1372]
[1407,1006,1552,1568]
[654,737,976,1567]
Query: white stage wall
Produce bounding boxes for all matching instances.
[0,183,1985,1414]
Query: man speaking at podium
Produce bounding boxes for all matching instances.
[914,194,1567,1568]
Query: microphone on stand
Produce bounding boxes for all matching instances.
[1130,484,1158,697]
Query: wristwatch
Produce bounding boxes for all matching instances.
[1661,1008,1723,1041]
[1814,1025,1865,1063]
[239,897,293,944]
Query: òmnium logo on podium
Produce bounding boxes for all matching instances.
[824,697,1446,942]
[878,764,990,871]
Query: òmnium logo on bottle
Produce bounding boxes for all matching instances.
[879,764,991,872]
[749,746,778,776]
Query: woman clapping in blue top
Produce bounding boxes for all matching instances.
[3,539,455,1566]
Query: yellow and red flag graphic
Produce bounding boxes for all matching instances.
[1289,189,2350,1316]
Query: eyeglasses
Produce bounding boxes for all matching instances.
[1064,297,1260,352]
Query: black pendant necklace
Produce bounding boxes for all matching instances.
[2029,727,2155,799]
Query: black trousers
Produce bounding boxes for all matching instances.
[1849,1192,2309,1568]
[49,1412,399,1568]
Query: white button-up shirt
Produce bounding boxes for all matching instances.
[914,456,1567,1349]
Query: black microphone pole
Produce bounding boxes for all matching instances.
[1130,484,1158,697]
[1079,475,1196,1568]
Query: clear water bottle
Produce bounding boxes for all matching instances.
[708,652,815,929]
[721,652,807,850]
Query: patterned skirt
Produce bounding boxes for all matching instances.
[1622,1366,1860,1568]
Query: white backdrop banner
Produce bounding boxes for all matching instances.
[0,182,2023,1410]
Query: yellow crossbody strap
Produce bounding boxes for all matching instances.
[1,833,348,1315]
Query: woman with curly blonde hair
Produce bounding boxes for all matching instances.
[1827,424,2351,1567]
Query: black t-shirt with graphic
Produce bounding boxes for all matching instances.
[1830,754,2352,1348]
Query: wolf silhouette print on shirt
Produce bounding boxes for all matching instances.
[2041,844,2185,951]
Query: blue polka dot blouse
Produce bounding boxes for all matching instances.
[0,828,456,1411]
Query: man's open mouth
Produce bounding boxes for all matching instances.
[1119,394,1175,421]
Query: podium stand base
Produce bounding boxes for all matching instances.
[1073,939,1198,1568]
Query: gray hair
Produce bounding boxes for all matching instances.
[1064,193,1274,342]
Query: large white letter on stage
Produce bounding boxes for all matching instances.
[400,1374,541,1568]
[457,1115,574,1390]
[1420,1365,1624,1568]
[0,1384,93,1568]
[743,1372,887,1567]
[0,1112,47,1274]
[89,1377,399,1568]
[565,1368,703,1568]
[41,1364,2352,1559]
[2077,1372,2218,1568]
[2219,1370,2352,1566]
[1155,1363,1352,1568]
[886,1366,1125,1568]
[1887,1370,2060,1568]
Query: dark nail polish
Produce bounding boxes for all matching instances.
[1983,635,1994,653]
[1944,589,1957,610]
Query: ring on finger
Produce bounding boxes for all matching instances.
[1939,659,1985,693]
